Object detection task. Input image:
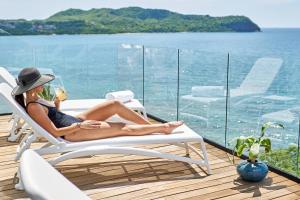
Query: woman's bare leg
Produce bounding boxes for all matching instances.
[65,121,183,142]
[77,100,150,124]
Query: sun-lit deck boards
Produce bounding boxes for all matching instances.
[0,114,299,200]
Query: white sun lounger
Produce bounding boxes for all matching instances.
[182,58,283,103]
[0,67,147,141]
[0,83,211,190]
[20,149,91,200]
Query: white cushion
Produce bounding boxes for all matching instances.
[191,86,224,97]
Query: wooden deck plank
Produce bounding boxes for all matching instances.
[273,191,300,200]
[0,115,299,200]
[0,144,226,194]
[123,173,282,200]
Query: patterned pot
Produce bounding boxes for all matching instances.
[236,160,268,182]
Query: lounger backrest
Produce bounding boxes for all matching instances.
[0,67,17,87]
[0,83,61,145]
[21,149,91,200]
[237,57,283,95]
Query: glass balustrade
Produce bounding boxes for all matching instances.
[116,44,143,100]
[0,41,299,179]
[179,49,228,146]
[143,47,178,121]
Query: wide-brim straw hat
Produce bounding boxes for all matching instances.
[12,67,55,96]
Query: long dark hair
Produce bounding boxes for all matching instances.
[15,94,26,109]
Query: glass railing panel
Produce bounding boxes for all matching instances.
[227,54,300,178]
[179,50,228,145]
[144,47,178,121]
[261,56,300,178]
[0,38,118,114]
[116,44,143,100]
[85,45,118,97]
[0,36,36,68]
[0,36,36,113]
[45,44,118,99]
[226,54,265,144]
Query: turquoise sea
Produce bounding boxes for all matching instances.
[0,28,300,148]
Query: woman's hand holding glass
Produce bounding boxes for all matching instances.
[77,120,103,129]
[55,87,68,101]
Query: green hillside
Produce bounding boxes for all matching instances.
[0,7,260,35]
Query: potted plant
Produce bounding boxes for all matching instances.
[233,122,284,182]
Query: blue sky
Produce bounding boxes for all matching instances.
[0,0,299,28]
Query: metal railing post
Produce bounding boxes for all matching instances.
[225,53,230,147]
[297,119,300,175]
[176,49,180,121]
[142,45,145,106]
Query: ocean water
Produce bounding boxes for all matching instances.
[0,28,300,148]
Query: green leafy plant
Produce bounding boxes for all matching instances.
[233,122,284,163]
[38,84,55,101]
[259,144,300,176]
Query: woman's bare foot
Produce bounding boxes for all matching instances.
[163,121,184,134]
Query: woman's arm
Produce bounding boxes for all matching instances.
[27,103,80,137]
[54,97,60,111]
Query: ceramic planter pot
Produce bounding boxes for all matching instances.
[237,160,268,182]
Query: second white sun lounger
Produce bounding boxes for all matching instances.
[180,58,283,125]
[181,57,283,104]
[20,149,91,200]
[0,83,211,190]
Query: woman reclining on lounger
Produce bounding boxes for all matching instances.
[12,68,183,141]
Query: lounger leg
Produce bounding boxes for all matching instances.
[14,169,24,190]
[16,118,25,130]
[174,141,210,174]
[8,116,26,142]
[184,142,190,157]
[199,139,211,174]
[9,123,30,143]
[15,132,37,161]
[7,114,20,142]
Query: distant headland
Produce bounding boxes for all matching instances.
[0,7,261,36]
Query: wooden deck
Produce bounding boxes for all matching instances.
[0,114,299,200]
